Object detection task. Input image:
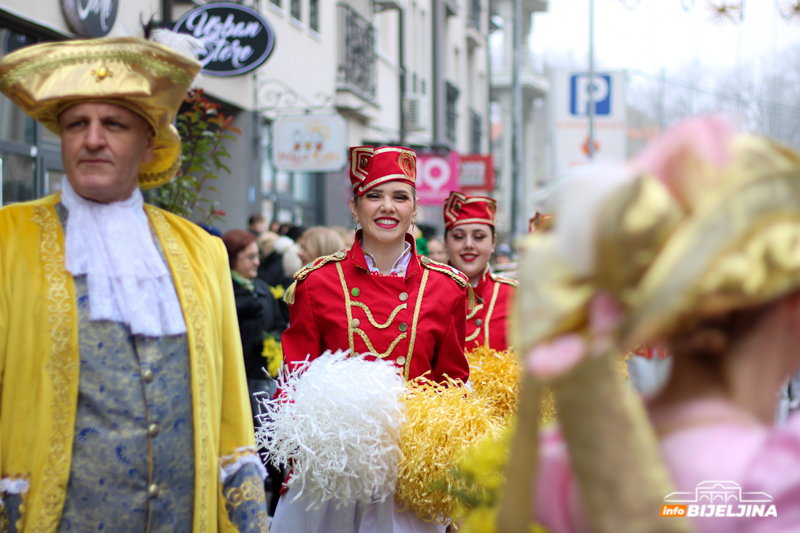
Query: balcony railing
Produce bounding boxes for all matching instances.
[337,3,377,102]
[467,0,481,29]
[470,109,482,154]
[446,81,460,146]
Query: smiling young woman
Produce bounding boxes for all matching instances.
[273,146,473,533]
[443,192,517,351]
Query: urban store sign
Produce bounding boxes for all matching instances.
[273,116,347,172]
[61,0,119,38]
[174,4,276,77]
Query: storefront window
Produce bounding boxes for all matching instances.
[0,151,35,205]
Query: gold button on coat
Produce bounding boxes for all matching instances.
[148,424,160,438]
[351,288,361,297]
[351,319,360,328]
[396,356,406,365]
[148,484,160,498]
[399,292,408,301]
[475,319,483,326]
[142,369,155,383]
[398,322,408,332]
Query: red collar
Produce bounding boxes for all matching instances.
[348,230,422,277]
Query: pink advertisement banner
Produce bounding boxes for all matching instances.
[415,152,461,206]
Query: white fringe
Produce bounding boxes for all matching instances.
[1,477,28,495]
[219,447,267,485]
[257,350,406,510]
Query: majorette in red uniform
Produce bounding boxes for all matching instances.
[281,147,472,383]
[443,191,517,351]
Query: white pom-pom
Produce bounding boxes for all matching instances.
[256,350,406,510]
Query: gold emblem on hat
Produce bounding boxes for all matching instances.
[398,152,416,181]
[90,64,113,82]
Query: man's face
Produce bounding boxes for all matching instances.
[59,102,155,203]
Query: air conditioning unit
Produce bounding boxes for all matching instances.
[404,96,428,131]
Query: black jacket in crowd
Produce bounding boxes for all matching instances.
[232,277,288,381]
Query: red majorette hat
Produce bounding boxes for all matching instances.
[443,191,497,230]
[349,146,417,196]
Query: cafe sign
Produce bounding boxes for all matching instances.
[62,0,119,37]
[273,115,347,172]
[174,4,276,77]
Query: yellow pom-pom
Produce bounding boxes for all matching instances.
[396,376,502,524]
[269,284,285,300]
[466,346,557,424]
[261,335,283,379]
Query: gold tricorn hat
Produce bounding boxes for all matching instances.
[0,37,201,188]
[514,124,800,354]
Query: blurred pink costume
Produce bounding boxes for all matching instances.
[534,401,800,532]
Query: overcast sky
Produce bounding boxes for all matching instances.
[525,0,800,77]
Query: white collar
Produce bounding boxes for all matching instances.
[362,240,412,277]
[60,177,187,337]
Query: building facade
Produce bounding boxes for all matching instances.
[0,0,491,234]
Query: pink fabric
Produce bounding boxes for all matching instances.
[534,400,800,532]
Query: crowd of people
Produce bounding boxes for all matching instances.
[1,30,800,533]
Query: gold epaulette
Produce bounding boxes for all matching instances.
[284,249,348,305]
[490,272,519,287]
[420,256,476,309]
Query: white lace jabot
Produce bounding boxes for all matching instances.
[60,177,187,337]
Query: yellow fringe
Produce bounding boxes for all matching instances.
[283,281,297,305]
[396,376,502,524]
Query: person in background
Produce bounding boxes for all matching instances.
[297,226,346,265]
[444,192,517,351]
[223,229,288,518]
[277,222,292,236]
[285,225,306,243]
[425,236,447,264]
[331,225,356,248]
[493,243,512,266]
[249,214,267,236]
[269,220,281,234]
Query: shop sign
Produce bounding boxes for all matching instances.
[416,152,460,206]
[273,115,347,172]
[62,0,119,38]
[174,4,276,77]
[459,154,494,191]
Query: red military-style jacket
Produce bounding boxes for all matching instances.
[282,233,470,383]
[466,267,517,352]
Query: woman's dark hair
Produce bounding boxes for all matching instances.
[667,302,774,360]
[444,225,496,240]
[222,229,257,269]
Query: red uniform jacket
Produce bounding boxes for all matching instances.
[283,235,470,383]
[466,268,517,351]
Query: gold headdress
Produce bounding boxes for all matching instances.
[516,130,800,354]
[0,37,201,188]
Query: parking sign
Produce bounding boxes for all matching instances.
[570,74,611,116]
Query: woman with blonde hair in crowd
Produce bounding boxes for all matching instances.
[297,226,346,265]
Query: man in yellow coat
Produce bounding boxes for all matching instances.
[0,37,268,532]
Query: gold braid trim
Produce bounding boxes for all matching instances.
[403,269,429,379]
[354,330,407,359]
[483,280,501,348]
[351,301,407,328]
[31,207,77,533]
[466,302,484,321]
[0,49,193,93]
[224,475,266,509]
[465,327,481,343]
[286,251,348,306]
[491,273,519,287]
[146,207,210,533]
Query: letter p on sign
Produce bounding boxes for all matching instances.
[570,74,611,116]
